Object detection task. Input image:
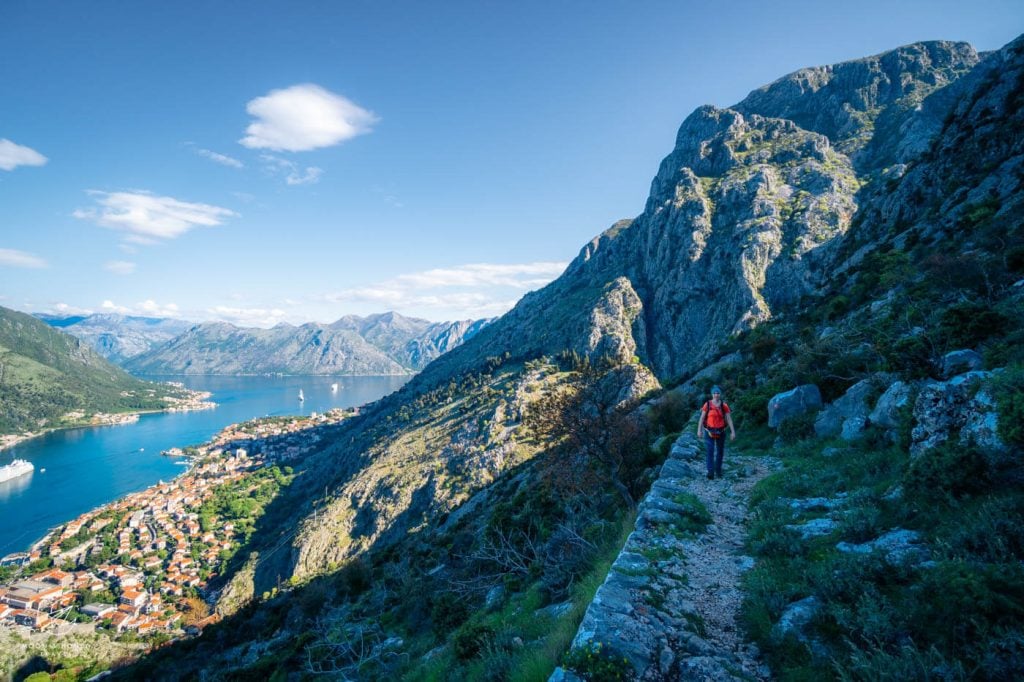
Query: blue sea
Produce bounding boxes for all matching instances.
[0,374,409,557]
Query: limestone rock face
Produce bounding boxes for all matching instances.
[768,385,823,428]
[910,371,1007,457]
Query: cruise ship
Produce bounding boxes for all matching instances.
[0,459,34,484]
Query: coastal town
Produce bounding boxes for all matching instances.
[0,408,354,644]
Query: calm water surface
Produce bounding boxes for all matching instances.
[0,375,409,556]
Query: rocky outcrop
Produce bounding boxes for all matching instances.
[768,385,823,428]
[910,371,1007,457]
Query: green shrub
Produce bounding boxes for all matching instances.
[777,412,817,444]
[938,302,1011,350]
[453,621,496,661]
[563,641,633,681]
[904,442,990,502]
[431,591,470,631]
[993,364,1024,447]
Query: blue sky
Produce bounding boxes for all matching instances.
[1,1,1021,326]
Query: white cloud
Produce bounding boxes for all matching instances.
[395,262,568,289]
[207,305,289,328]
[195,148,244,168]
[74,190,236,242]
[47,302,94,316]
[104,260,136,275]
[260,154,323,185]
[240,84,378,152]
[0,248,47,268]
[101,299,181,318]
[325,261,567,319]
[0,139,47,171]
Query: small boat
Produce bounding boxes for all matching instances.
[40,468,46,473]
[331,383,338,392]
[298,389,305,402]
[139,448,144,452]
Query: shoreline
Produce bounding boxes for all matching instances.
[0,387,216,454]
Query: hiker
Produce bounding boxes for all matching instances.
[697,385,735,480]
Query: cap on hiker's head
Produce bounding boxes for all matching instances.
[711,385,722,395]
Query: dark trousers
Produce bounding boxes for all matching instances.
[705,435,725,474]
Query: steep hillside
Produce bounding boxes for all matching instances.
[0,307,186,435]
[115,35,1023,680]
[123,312,490,375]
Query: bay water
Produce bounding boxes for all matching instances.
[0,375,409,557]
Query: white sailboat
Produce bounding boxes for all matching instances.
[331,382,338,392]
[298,389,305,402]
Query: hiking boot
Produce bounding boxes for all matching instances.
[707,472,715,480]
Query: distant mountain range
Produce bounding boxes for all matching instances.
[35,314,193,363]
[37,311,491,376]
[0,307,182,434]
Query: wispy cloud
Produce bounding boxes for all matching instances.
[73,190,237,243]
[326,261,567,318]
[0,248,47,268]
[195,148,244,168]
[240,84,378,152]
[0,139,47,171]
[207,305,289,328]
[261,154,323,185]
[101,299,181,318]
[104,260,136,275]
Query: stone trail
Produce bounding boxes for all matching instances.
[552,434,779,681]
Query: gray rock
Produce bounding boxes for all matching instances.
[869,380,912,429]
[485,585,505,610]
[768,385,823,428]
[788,497,840,512]
[815,376,888,438]
[659,458,696,479]
[774,596,821,641]
[836,529,929,565]
[536,601,574,619]
[548,667,585,682]
[677,655,738,680]
[787,517,838,539]
[911,371,1007,456]
[942,349,984,378]
[840,416,868,440]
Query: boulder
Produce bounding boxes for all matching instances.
[942,349,984,378]
[768,385,823,428]
[773,596,820,642]
[816,376,893,439]
[869,380,913,429]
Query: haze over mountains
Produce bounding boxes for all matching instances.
[38,311,492,376]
